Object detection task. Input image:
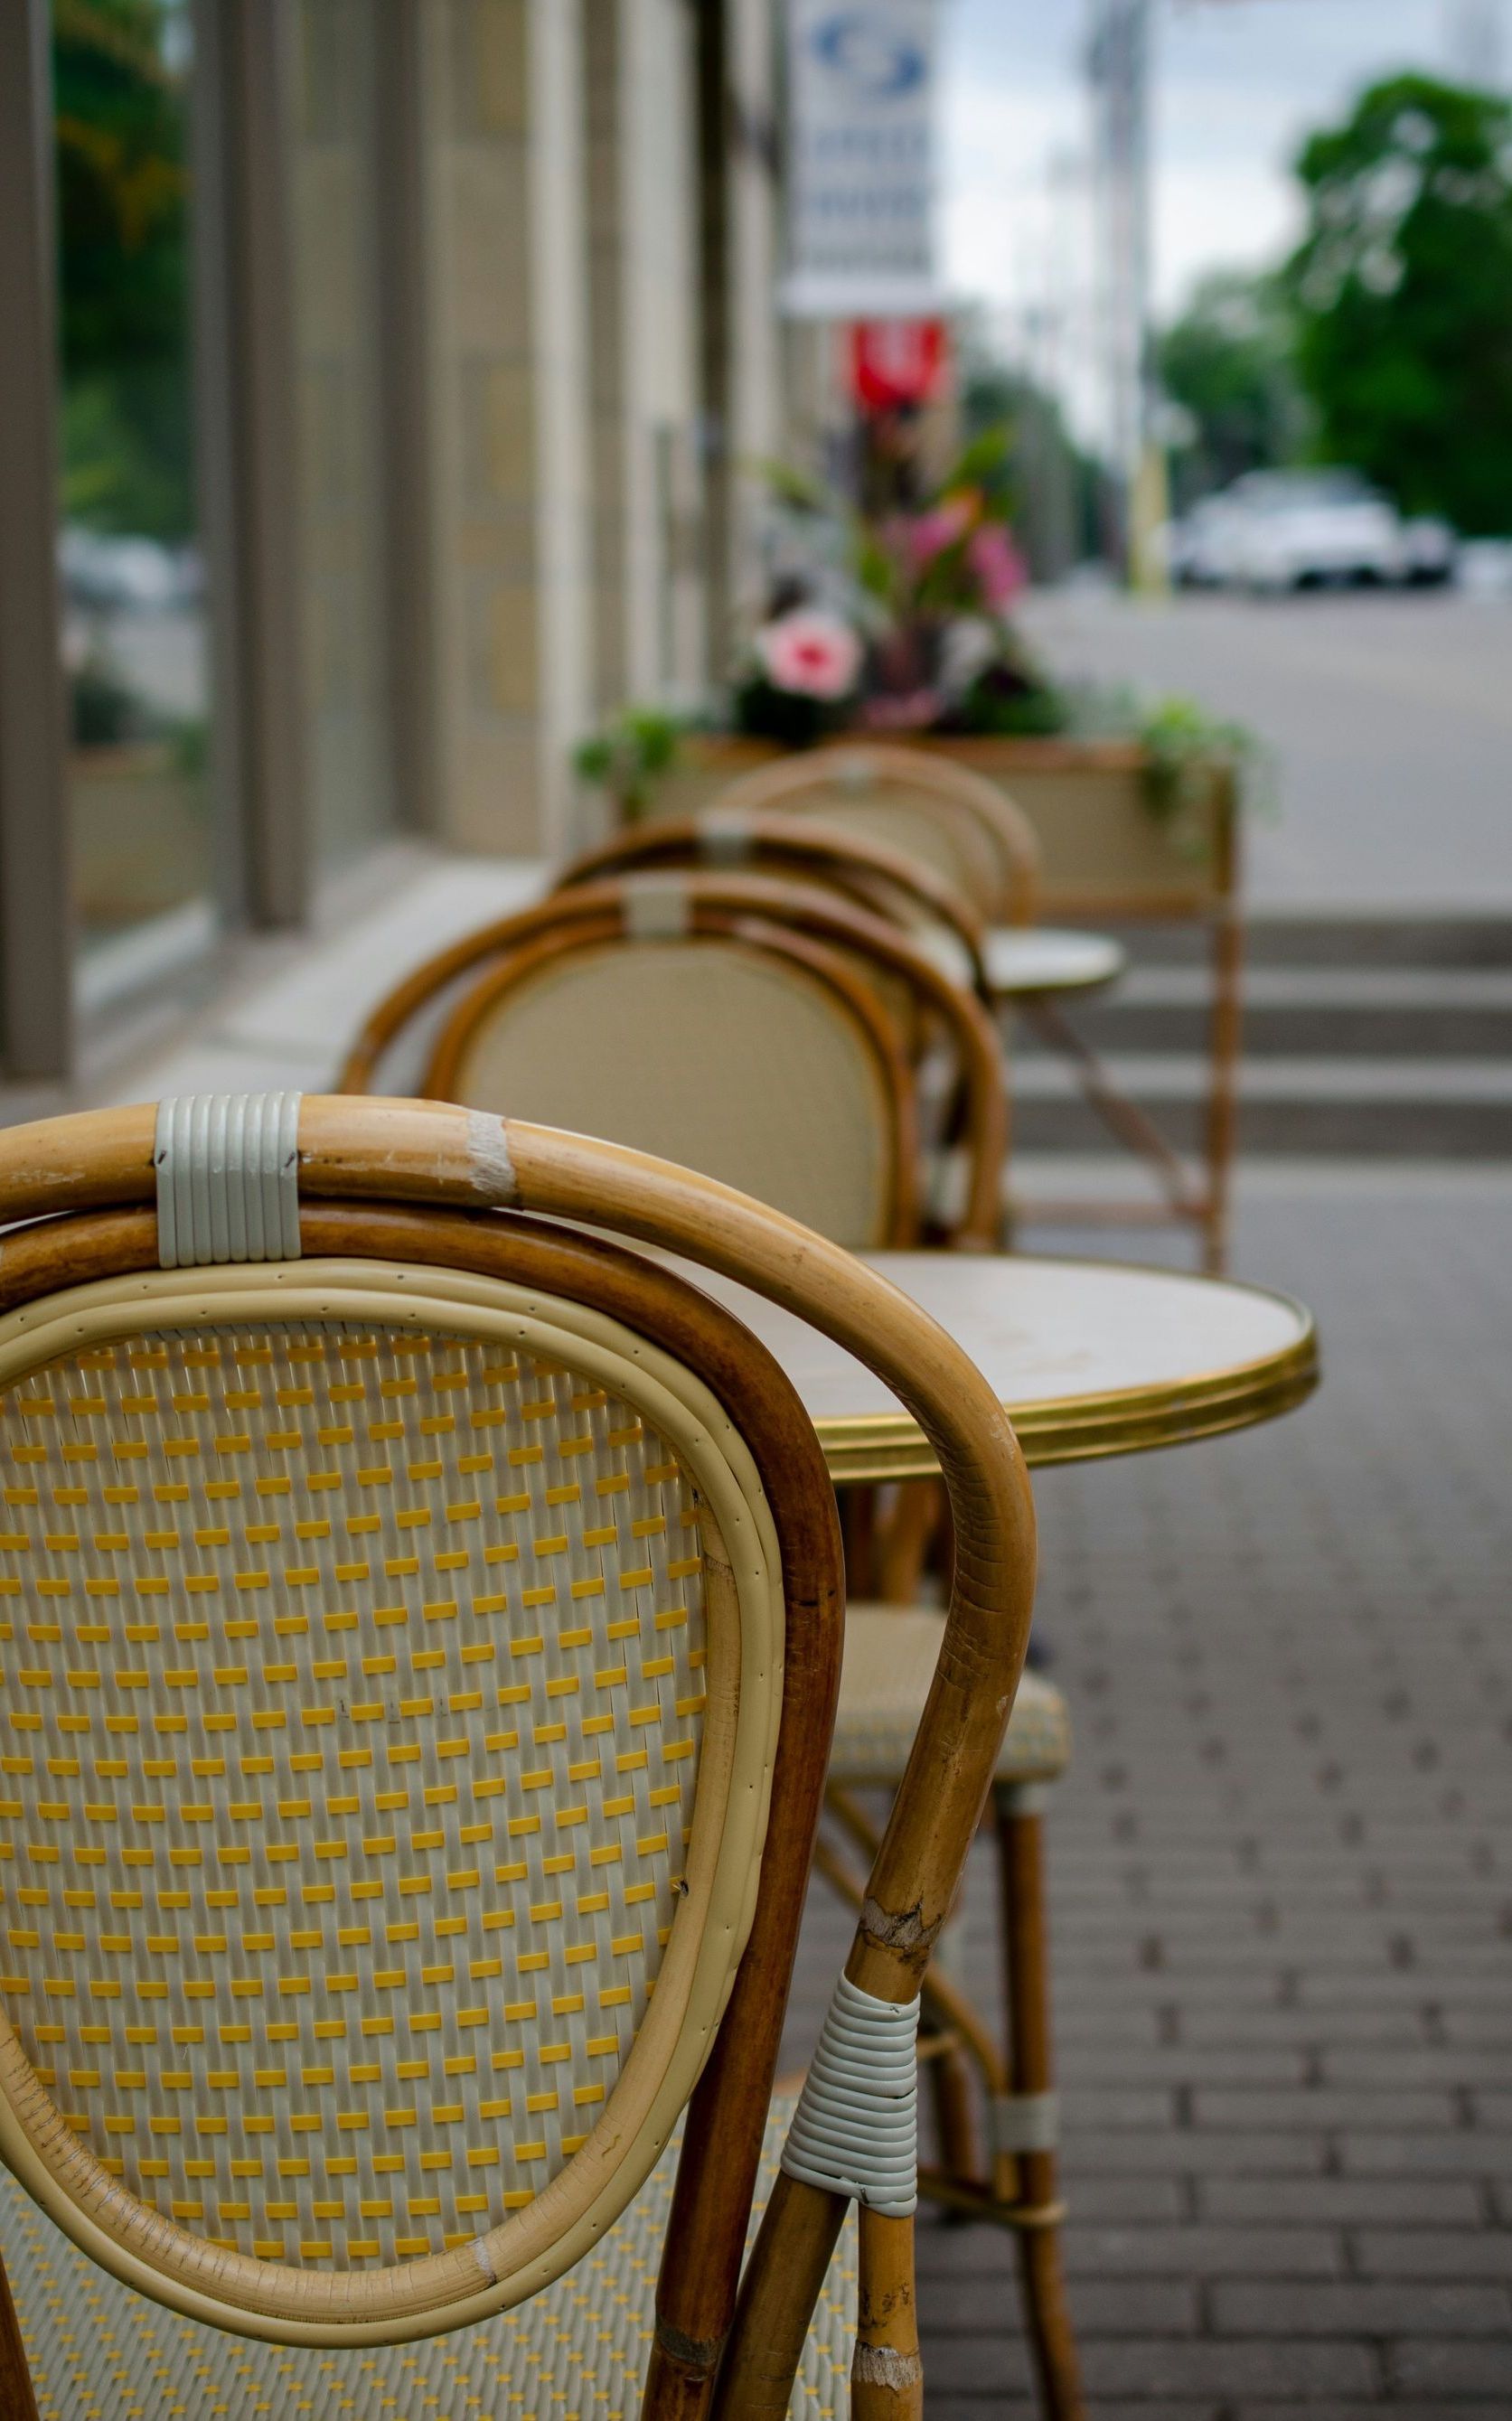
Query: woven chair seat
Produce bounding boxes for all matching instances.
[831,1608,1070,1788]
[0,2088,854,2419]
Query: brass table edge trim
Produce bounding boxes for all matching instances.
[818,1333,1320,1483]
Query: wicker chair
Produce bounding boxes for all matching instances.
[338,872,1009,1253]
[556,812,990,995]
[0,1093,1041,2419]
[342,900,1080,2411]
[707,742,1042,929]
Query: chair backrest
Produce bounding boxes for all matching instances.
[710,742,1042,926]
[0,1096,1037,2409]
[555,810,989,994]
[341,873,1008,1249]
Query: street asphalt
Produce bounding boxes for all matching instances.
[1019,586,1512,917]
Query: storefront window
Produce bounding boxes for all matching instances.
[52,0,216,1001]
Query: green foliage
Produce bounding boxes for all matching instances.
[1283,72,1512,534]
[1137,694,1273,839]
[53,0,194,539]
[1159,270,1307,507]
[573,708,688,821]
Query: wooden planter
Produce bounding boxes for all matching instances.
[631,734,1238,921]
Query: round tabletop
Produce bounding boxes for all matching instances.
[985,926,1128,999]
[681,1252,1319,1483]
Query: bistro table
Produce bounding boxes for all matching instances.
[671,1250,1319,1484]
[983,926,1128,1002]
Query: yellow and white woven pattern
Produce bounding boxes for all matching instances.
[831,1609,1070,1788]
[0,1318,708,2271]
[0,2092,856,2418]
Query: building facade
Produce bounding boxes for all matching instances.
[0,0,790,1090]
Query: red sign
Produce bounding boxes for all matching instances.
[848,318,949,411]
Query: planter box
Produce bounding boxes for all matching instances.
[73,745,211,928]
[634,734,1238,919]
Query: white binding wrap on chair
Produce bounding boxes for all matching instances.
[154,1092,302,1269]
[699,810,755,868]
[623,873,692,941]
[781,1975,920,2218]
[990,2090,1060,2156]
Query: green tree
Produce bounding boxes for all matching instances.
[52,0,193,539]
[1159,270,1306,509]
[1284,72,1512,534]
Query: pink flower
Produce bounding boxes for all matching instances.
[969,522,1027,612]
[754,610,862,701]
[905,498,973,568]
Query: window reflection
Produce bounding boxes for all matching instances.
[53,0,214,993]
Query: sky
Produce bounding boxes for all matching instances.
[938,0,1507,408]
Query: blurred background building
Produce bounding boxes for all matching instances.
[0,0,802,1086]
[5,0,1512,1105]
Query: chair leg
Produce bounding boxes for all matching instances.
[853,2209,924,2419]
[924,2026,981,2193]
[995,1781,1084,2421]
[0,2247,39,2421]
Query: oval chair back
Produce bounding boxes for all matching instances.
[0,1095,1037,2416]
[556,811,989,996]
[340,874,1008,1251]
[710,742,1041,926]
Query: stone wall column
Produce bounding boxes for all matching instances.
[421,0,593,858]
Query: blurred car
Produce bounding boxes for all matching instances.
[1398,515,1457,586]
[1221,470,1404,590]
[59,528,202,614]
[1168,494,1248,586]
[1168,472,1460,595]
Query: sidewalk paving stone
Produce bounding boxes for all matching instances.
[862,1176,1512,2407]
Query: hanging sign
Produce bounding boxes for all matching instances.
[848,316,949,409]
[783,0,943,320]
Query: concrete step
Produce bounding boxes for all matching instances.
[1010,1053,1512,1158]
[1101,914,1512,970]
[1049,966,1512,1057]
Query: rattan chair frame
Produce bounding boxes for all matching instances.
[707,742,1043,928]
[0,1097,1039,2421]
[555,812,991,992]
[340,872,1009,1251]
[0,1254,784,2341]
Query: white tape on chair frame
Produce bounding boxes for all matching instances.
[990,2089,1059,2156]
[699,811,755,868]
[781,1973,920,2217]
[623,873,692,941]
[155,1092,303,1269]
[835,753,877,793]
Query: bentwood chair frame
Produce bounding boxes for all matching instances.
[707,740,1242,1275]
[707,744,1042,928]
[0,1093,1039,2420]
[555,812,991,994]
[338,872,1010,1253]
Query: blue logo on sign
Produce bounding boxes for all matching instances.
[812,12,928,99]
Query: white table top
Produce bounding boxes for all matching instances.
[984,927,1128,999]
[678,1251,1318,1481]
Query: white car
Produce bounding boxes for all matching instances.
[1218,470,1406,592]
[1168,494,1249,586]
[1399,516,1457,586]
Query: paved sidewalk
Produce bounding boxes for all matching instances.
[810,1171,1511,2416]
